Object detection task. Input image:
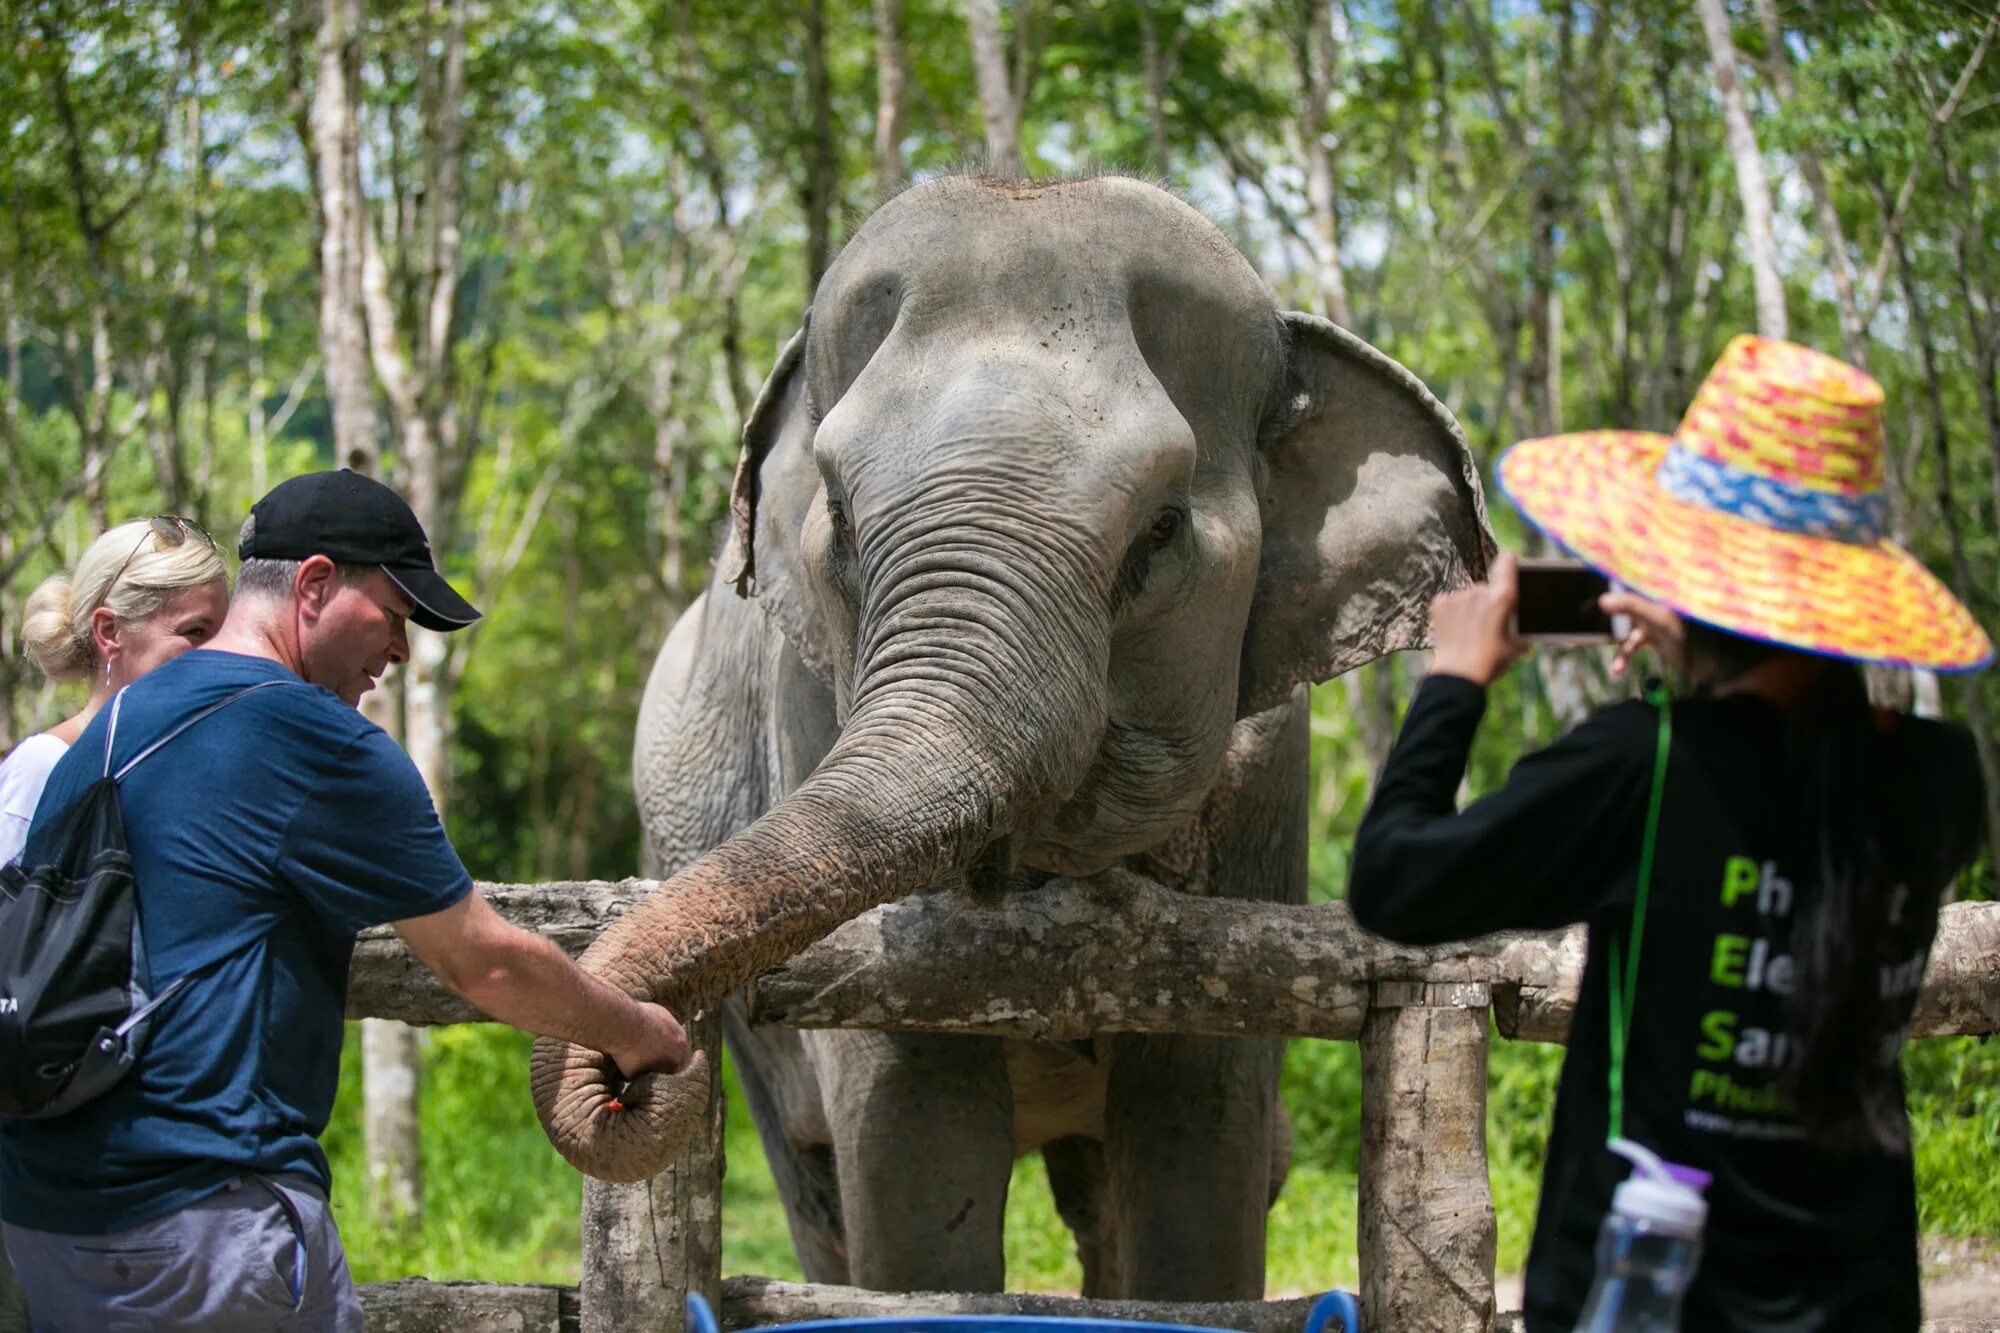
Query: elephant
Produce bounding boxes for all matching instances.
[530,172,1494,1301]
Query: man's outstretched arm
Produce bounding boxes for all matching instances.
[394,889,689,1079]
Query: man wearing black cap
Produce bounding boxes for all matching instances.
[1,471,687,1332]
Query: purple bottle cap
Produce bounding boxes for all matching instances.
[1662,1161,1712,1192]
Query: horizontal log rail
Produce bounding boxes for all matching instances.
[356,1278,579,1331]
[720,1277,1327,1332]
[349,871,2000,1043]
[352,1276,2000,1333]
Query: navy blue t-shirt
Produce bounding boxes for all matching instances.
[0,650,472,1234]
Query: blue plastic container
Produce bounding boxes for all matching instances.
[687,1288,1362,1333]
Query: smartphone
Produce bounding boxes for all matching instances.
[1513,558,1618,644]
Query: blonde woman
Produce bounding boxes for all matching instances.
[0,517,230,864]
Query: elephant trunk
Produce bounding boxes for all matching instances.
[533,576,1106,1181]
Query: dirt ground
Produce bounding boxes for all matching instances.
[1489,1236,2000,1320]
[1922,1236,2000,1320]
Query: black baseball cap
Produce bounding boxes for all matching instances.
[239,469,481,632]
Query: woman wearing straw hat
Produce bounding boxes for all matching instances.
[1348,336,1991,1331]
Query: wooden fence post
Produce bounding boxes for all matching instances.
[580,1016,724,1333]
[1358,981,1496,1333]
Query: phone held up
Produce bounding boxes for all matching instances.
[1513,558,1628,645]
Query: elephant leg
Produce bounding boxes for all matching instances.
[1042,1136,1120,1297]
[1103,1032,1285,1300]
[807,1028,1014,1293]
[1269,1097,1295,1209]
[721,999,848,1284]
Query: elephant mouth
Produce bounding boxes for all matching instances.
[1015,797,1201,881]
[1011,723,1220,878]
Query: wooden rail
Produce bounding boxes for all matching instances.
[351,1276,2000,1333]
[349,872,2000,1042]
[344,876,2000,1332]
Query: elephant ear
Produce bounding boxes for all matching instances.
[722,316,841,686]
[1238,312,1496,716]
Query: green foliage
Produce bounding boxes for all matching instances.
[324,1024,582,1283]
[318,1023,2000,1290]
[1907,1035,2000,1241]
[1282,1035,1364,1175]
[1485,1036,1565,1273]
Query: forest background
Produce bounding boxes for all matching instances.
[3,0,1997,1301]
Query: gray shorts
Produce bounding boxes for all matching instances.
[1,1173,362,1332]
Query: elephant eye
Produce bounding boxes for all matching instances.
[826,495,851,535]
[1149,508,1184,545]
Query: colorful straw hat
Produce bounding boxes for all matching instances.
[1497,335,1992,671]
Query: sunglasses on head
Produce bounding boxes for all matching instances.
[97,514,218,610]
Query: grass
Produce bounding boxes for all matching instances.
[321,1023,2000,1294]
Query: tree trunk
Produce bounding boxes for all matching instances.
[965,0,1021,176]
[312,0,377,473]
[1298,0,1353,330]
[805,0,837,292]
[1752,0,1862,363]
[1930,127,2000,537]
[320,2,446,1237]
[177,76,219,522]
[1693,0,1786,340]
[872,0,906,198]
[247,269,271,498]
[361,1017,424,1223]
[1136,1,1176,176]
[350,0,477,1233]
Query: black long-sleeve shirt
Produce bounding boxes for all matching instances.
[1350,674,1983,1333]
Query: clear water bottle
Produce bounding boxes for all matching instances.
[1572,1138,1710,1332]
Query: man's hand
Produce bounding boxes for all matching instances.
[1428,551,1530,688]
[610,1003,690,1080]
[1600,590,1686,677]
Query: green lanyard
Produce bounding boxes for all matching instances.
[1607,683,1672,1144]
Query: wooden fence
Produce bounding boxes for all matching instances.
[347,871,2000,1333]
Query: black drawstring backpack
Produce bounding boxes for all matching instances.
[0,680,285,1119]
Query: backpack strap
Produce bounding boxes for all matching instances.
[102,688,127,778]
[112,679,291,782]
[97,678,297,1034]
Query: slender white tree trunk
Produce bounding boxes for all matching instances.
[1752,0,1858,362]
[965,0,1021,175]
[364,0,474,1229]
[311,0,376,472]
[361,1020,423,1222]
[312,0,460,1230]
[1694,0,1786,340]
[354,0,467,813]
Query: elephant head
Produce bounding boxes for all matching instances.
[532,174,1493,1180]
